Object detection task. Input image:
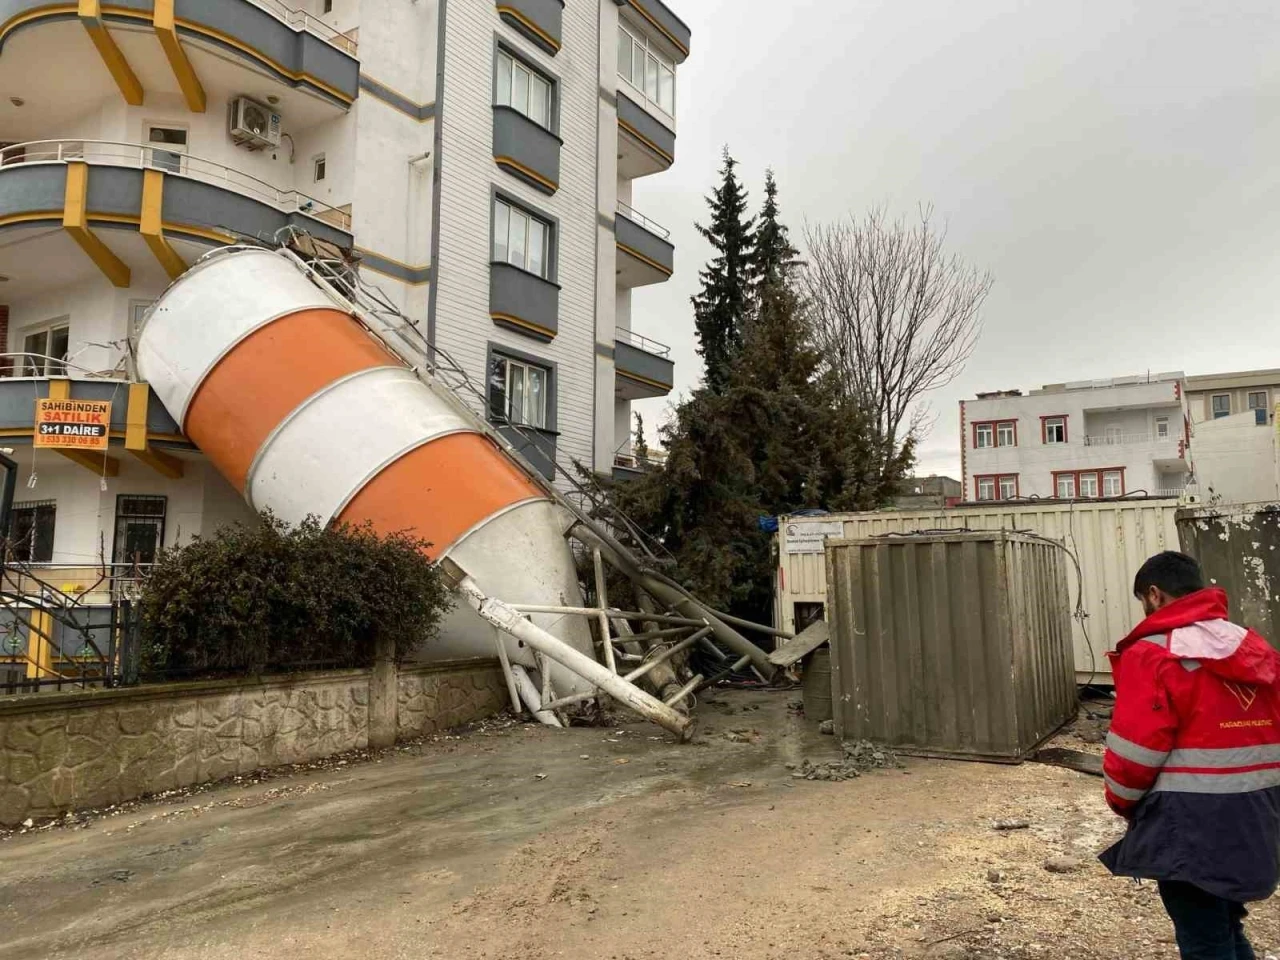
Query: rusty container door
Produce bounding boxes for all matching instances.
[826,531,1076,761]
[1177,505,1280,647]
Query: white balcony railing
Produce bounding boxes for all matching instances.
[0,140,350,232]
[1083,433,1176,447]
[616,326,671,358]
[248,0,358,55]
[616,200,671,239]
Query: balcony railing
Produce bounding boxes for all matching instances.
[616,327,671,358]
[616,200,670,239]
[248,0,358,55]
[0,140,351,232]
[1083,433,1175,447]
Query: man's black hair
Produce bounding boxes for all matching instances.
[1133,551,1205,599]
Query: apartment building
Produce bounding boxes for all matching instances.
[0,0,685,576]
[1186,368,1280,424]
[960,374,1191,502]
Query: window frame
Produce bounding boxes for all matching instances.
[973,422,993,449]
[488,349,554,432]
[8,499,55,563]
[1040,415,1068,445]
[1211,394,1231,419]
[1102,469,1125,497]
[1248,391,1268,411]
[20,319,70,377]
[1054,469,1116,499]
[492,195,555,281]
[312,153,326,182]
[1155,416,1170,439]
[143,121,188,174]
[618,21,676,117]
[974,474,1018,502]
[495,46,556,133]
[112,495,168,566]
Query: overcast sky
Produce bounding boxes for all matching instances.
[628,0,1280,478]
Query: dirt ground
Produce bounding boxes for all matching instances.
[2,688,1278,960]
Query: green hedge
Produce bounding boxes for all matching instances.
[138,514,452,678]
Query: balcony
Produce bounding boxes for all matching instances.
[615,202,673,286]
[496,0,564,55]
[615,327,673,399]
[0,140,352,298]
[493,106,562,195]
[618,0,691,62]
[490,262,560,342]
[1083,432,1190,473]
[612,452,663,483]
[617,92,676,179]
[0,0,358,136]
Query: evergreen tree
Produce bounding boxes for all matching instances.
[614,170,911,623]
[692,148,754,393]
[750,169,801,296]
[633,411,650,463]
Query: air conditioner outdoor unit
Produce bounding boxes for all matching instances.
[229,97,281,149]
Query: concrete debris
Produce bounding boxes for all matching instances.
[818,719,835,735]
[1043,855,1087,874]
[725,728,762,744]
[792,740,900,781]
[993,818,1031,831]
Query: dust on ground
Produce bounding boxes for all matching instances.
[0,687,1276,960]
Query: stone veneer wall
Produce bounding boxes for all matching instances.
[0,659,506,826]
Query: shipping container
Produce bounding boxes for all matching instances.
[826,532,1077,761]
[775,498,1182,683]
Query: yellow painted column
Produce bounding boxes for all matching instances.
[126,381,184,478]
[78,0,143,105]
[154,0,206,112]
[140,170,187,280]
[62,162,131,288]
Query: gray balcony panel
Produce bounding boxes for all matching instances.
[492,106,562,195]
[0,163,64,223]
[490,262,560,341]
[0,380,181,438]
[163,177,353,248]
[615,339,674,390]
[496,0,564,54]
[617,92,675,166]
[615,212,673,276]
[498,425,557,480]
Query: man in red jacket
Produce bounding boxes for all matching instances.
[1101,550,1280,959]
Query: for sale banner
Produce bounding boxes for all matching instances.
[34,399,111,451]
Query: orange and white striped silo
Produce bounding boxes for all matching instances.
[136,247,595,696]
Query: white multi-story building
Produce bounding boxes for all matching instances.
[0,0,685,574]
[960,373,1192,503]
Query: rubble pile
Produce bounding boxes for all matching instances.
[789,739,901,781]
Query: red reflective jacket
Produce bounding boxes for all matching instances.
[1099,587,1280,901]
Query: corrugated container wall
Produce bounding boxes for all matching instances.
[826,532,1077,761]
[776,499,1183,682]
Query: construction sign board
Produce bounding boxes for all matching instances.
[34,399,111,451]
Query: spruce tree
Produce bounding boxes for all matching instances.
[751,169,801,295]
[692,148,754,393]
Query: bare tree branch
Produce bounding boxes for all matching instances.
[801,207,992,479]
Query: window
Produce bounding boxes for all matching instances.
[322,0,333,11]
[1042,416,1067,444]
[113,496,167,565]
[21,323,69,377]
[496,49,553,130]
[1102,470,1124,497]
[996,422,1016,447]
[1056,474,1076,499]
[488,354,548,429]
[1079,473,1099,498]
[493,197,552,279]
[974,423,993,449]
[313,154,326,182]
[1212,394,1231,419]
[1249,391,1268,411]
[1156,416,1170,439]
[1055,470,1111,499]
[975,475,1016,501]
[145,124,187,174]
[618,23,676,115]
[972,420,1015,449]
[8,501,55,563]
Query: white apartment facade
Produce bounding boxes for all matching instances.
[0,0,685,577]
[960,374,1192,503]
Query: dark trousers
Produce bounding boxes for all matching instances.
[1158,880,1257,960]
